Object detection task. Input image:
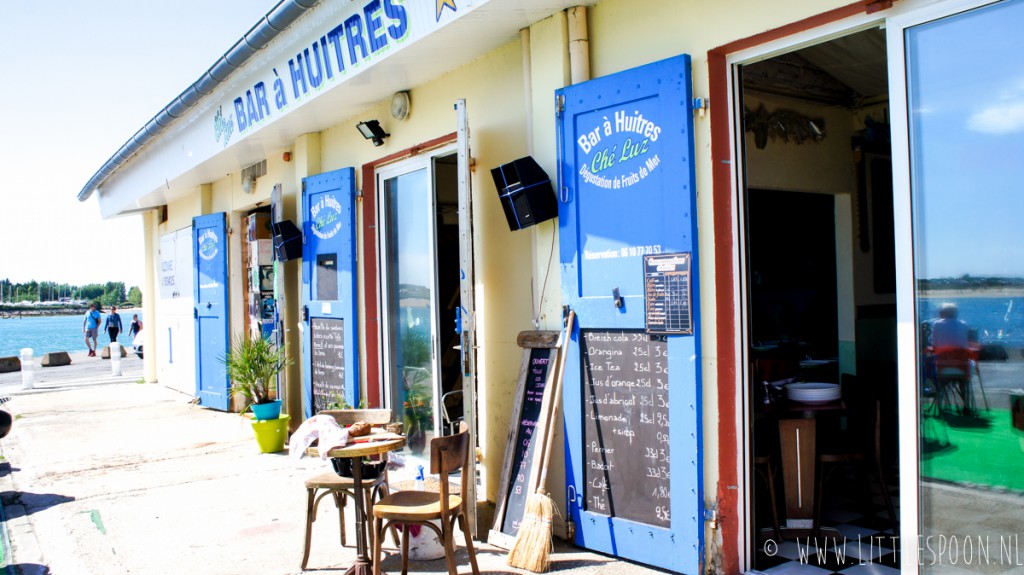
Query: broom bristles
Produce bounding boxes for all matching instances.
[507,491,554,572]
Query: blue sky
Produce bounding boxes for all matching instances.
[909,0,1024,279]
[0,0,278,289]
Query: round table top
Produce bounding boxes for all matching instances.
[306,435,406,459]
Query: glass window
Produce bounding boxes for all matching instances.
[382,167,436,454]
[908,0,1024,569]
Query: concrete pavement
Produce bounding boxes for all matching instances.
[0,352,670,575]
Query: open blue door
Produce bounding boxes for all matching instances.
[193,212,231,410]
[557,55,702,573]
[301,168,360,418]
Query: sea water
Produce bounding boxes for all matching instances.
[0,310,143,358]
[920,296,1024,351]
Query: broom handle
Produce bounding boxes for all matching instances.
[534,310,574,492]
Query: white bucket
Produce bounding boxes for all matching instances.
[20,348,33,390]
[402,519,445,560]
[110,343,122,376]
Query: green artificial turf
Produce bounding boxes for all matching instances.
[921,408,1024,492]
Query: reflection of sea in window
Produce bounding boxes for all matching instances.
[383,167,434,445]
[910,2,1024,570]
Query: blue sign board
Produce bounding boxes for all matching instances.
[557,54,703,574]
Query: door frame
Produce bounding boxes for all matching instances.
[360,133,457,410]
[374,149,451,434]
[714,1,1008,571]
[708,4,908,572]
[884,1,1002,573]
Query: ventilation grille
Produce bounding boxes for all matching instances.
[241,159,267,183]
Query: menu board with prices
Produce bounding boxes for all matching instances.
[500,347,554,536]
[582,329,671,528]
[310,317,345,412]
[643,253,692,335]
[489,330,561,550]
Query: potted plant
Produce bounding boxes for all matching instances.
[221,332,293,452]
[403,372,433,454]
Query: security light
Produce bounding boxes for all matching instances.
[356,120,390,146]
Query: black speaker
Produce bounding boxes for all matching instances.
[490,156,558,231]
[271,220,302,262]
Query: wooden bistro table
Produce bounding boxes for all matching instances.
[307,433,405,575]
[777,399,844,539]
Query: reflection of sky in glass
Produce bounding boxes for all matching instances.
[909,0,1024,278]
[387,168,432,288]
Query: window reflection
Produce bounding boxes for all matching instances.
[909,0,1024,569]
[383,168,435,456]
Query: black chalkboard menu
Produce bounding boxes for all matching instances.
[310,317,345,412]
[489,330,560,550]
[500,347,553,535]
[644,252,692,335]
[582,329,670,527]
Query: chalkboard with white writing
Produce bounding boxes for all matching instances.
[311,317,345,412]
[582,329,671,528]
[489,330,560,550]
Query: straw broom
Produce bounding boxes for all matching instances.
[507,311,574,572]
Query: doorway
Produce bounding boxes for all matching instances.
[736,27,901,571]
[377,149,464,458]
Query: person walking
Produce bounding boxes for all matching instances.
[82,303,102,357]
[127,314,143,340]
[104,306,123,344]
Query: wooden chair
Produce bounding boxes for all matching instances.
[371,421,479,575]
[813,400,897,536]
[302,408,395,571]
[753,455,782,541]
[933,347,980,414]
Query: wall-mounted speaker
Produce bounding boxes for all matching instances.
[490,156,557,231]
[271,220,302,262]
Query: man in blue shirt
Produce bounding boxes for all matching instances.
[82,303,102,357]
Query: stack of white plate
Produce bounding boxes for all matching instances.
[785,382,840,404]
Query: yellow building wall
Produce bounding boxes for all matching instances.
[140,0,879,541]
[316,38,535,503]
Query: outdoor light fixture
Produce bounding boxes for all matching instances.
[356,120,390,146]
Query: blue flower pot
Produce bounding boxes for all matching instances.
[250,400,282,421]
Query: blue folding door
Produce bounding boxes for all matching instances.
[301,168,360,417]
[557,55,703,573]
[193,213,231,410]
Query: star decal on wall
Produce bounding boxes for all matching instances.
[436,0,457,21]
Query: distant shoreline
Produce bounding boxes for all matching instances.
[921,288,1024,298]
[0,306,141,319]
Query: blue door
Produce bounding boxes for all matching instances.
[193,213,231,410]
[302,167,360,417]
[557,55,702,573]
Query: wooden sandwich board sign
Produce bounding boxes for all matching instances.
[489,330,562,549]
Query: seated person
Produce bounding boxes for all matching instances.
[928,303,976,412]
[931,302,969,351]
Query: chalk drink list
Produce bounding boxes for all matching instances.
[582,330,670,527]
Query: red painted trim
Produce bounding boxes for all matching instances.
[707,49,741,575]
[359,132,458,409]
[706,3,884,572]
[711,1,874,55]
[361,163,381,408]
